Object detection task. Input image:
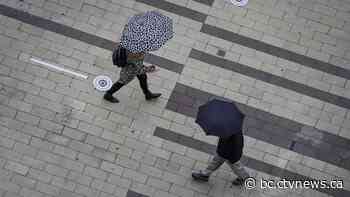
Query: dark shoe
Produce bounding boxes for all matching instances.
[103,93,119,103]
[232,178,245,186]
[103,82,124,103]
[192,171,209,182]
[137,74,161,100]
[145,92,161,100]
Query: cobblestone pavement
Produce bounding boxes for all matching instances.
[0,0,350,197]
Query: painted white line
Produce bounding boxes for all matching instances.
[30,57,88,79]
[228,0,249,7]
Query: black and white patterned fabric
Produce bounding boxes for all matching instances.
[117,59,147,84]
[120,11,173,53]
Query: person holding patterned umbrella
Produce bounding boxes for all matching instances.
[104,11,173,103]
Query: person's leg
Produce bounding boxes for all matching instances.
[192,154,225,182]
[104,67,134,103]
[103,81,124,103]
[227,160,250,185]
[136,74,161,100]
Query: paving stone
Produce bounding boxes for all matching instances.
[78,122,103,136]
[39,119,64,133]
[0,126,31,144]
[85,135,110,150]
[92,148,116,162]
[5,161,29,175]
[91,179,116,194]
[16,111,40,125]
[36,181,60,196]
[52,176,76,191]
[84,166,108,181]
[3,2,350,197]
[75,184,100,197]
[19,187,44,197]
[59,157,84,172]
[13,142,38,157]
[46,163,69,178]
[27,168,52,183]
[201,23,350,80]
[67,171,92,186]
[126,190,149,197]
[53,144,78,160]
[30,138,54,152]
[123,169,148,184]
[0,105,16,119]
[62,96,86,110]
[100,129,125,144]
[63,127,86,141]
[46,133,70,146]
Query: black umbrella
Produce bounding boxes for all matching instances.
[195,99,244,138]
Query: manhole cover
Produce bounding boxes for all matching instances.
[229,0,249,7]
[93,75,112,91]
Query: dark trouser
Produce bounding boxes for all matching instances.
[106,74,150,96]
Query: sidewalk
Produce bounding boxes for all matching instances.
[0,0,349,197]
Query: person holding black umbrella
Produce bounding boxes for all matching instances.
[191,99,250,186]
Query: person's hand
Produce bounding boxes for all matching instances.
[145,65,160,73]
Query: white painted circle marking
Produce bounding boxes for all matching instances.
[230,0,249,7]
[93,76,112,91]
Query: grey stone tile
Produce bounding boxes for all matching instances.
[292,142,317,158]
[190,49,350,109]
[0,4,182,73]
[166,83,350,171]
[247,157,277,176]
[262,124,295,140]
[144,53,184,73]
[165,101,179,112]
[127,190,149,197]
[276,119,302,132]
[245,127,271,142]
[193,0,214,6]
[316,150,342,165]
[244,117,265,129]
[154,127,180,142]
[170,94,195,107]
[173,83,188,94]
[136,0,207,22]
[178,135,203,150]
[322,132,350,149]
[188,89,211,102]
[154,126,350,196]
[268,135,293,150]
[216,49,226,57]
[200,144,216,155]
[201,24,350,80]
[177,105,196,117]
[254,110,281,124]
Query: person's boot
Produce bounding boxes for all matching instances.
[103,82,124,103]
[232,177,245,186]
[137,74,161,100]
[191,170,210,182]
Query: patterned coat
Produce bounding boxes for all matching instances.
[117,57,147,84]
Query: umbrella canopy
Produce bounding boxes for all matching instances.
[195,99,244,138]
[120,11,174,53]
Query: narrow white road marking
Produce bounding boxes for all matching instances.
[30,57,88,79]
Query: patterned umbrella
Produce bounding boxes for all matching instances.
[120,11,174,53]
